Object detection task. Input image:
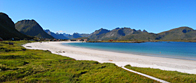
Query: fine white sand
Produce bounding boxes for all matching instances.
[23,41,196,74]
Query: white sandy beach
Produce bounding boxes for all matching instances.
[23,41,196,74]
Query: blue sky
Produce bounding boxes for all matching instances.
[1,0,196,34]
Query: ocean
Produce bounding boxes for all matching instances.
[62,42,196,60]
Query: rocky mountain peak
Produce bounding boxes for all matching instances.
[15,19,53,38]
[143,30,147,32]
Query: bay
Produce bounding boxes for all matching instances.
[62,42,196,60]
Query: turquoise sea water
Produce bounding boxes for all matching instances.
[62,42,196,60]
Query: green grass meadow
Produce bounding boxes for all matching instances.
[0,41,157,83]
[125,65,196,83]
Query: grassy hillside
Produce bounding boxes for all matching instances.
[0,41,157,83]
[120,32,159,40]
[0,13,33,40]
[159,27,196,40]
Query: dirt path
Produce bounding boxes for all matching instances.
[122,67,169,83]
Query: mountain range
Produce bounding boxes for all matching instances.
[1,12,196,41]
[63,33,90,39]
[90,27,158,40]
[44,30,90,39]
[44,29,68,39]
[44,26,196,41]
[89,27,196,40]
[88,27,156,40]
[0,13,32,40]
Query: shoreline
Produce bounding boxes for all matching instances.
[63,42,196,61]
[87,40,196,43]
[23,41,196,74]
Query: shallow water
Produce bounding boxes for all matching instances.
[62,42,196,60]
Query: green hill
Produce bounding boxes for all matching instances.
[120,32,159,40]
[15,20,54,39]
[0,12,32,40]
[158,27,196,40]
